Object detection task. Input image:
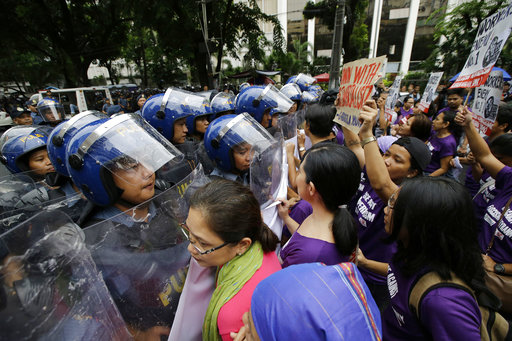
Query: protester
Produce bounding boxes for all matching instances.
[395,113,432,142]
[344,99,431,312]
[231,262,382,341]
[424,110,459,176]
[182,179,280,341]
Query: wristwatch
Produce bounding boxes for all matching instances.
[360,136,377,148]
[494,263,505,274]
[299,146,306,152]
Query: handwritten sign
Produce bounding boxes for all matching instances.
[471,70,503,136]
[334,55,387,133]
[451,1,512,88]
[384,76,402,123]
[418,72,444,112]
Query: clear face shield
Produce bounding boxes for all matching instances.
[250,138,284,208]
[295,73,317,88]
[258,84,294,115]
[82,167,209,331]
[211,92,235,113]
[0,211,131,340]
[37,101,66,123]
[277,112,298,140]
[75,114,183,197]
[280,84,302,101]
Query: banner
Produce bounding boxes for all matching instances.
[384,76,402,123]
[418,72,444,111]
[334,56,387,133]
[451,1,512,88]
[471,70,503,136]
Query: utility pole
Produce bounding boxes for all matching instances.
[328,0,345,90]
[201,0,215,89]
[368,0,383,58]
[399,0,420,75]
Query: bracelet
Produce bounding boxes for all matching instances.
[360,136,377,148]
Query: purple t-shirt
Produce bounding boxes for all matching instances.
[472,171,497,230]
[283,199,313,239]
[383,263,481,340]
[280,230,350,268]
[479,166,512,263]
[351,169,396,285]
[425,133,457,174]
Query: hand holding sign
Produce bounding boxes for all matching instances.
[358,100,378,139]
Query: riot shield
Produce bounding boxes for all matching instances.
[250,138,285,209]
[83,164,209,336]
[0,211,131,341]
[277,112,298,140]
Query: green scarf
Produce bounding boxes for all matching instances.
[202,241,264,341]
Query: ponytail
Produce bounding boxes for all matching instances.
[331,207,358,257]
[257,222,279,253]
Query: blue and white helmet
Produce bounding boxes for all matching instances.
[285,73,317,92]
[280,83,302,102]
[210,92,235,120]
[47,111,108,176]
[66,114,183,206]
[204,113,275,173]
[141,88,197,141]
[36,98,66,124]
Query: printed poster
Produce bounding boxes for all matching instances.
[418,72,444,111]
[451,1,512,88]
[471,70,503,136]
[384,76,402,123]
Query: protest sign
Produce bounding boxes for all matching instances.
[418,72,444,111]
[384,76,402,123]
[471,70,503,136]
[451,1,512,89]
[334,55,387,133]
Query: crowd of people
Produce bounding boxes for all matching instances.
[0,72,511,341]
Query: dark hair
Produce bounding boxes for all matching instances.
[189,179,278,252]
[446,88,466,97]
[305,104,335,138]
[440,109,463,142]
[490,133,512,158]
[409,113,432,142]
[496,103,512,132]
[302,143,360,256]
[404,96,414,104]
[390,177,485,289]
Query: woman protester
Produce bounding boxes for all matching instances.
[277,143,360,267]
[425,110,460,176]
[180,179,280,341]
[395,113,432,142]
[343,99,431,312]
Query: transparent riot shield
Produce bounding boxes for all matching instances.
[0,211,131,341]
[83,164,209,337]
[250,138,284,209]
[277,113,298,140]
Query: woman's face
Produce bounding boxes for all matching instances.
[195,116,209,134]
[288,102,298,114]
[233,143,254,172]
[137,97,146,109]
[432,112,447,131]
[184,207,239,268]
[27,149,55,176]
[383,144,417,183]
[397,116,414,136]
[112,161,155,204]
[296,160,309,200]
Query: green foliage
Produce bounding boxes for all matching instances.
[262,39,313,77]
[421,0,509,76]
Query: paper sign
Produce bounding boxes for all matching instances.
[384,76,402,123]
[451,1,512,88]
[334,55,387,133]
[471,70,503,136]
[418,72,444,111]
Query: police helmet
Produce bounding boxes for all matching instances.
[234,84,292,127]
[142,88,196,141]
[1,126,53,173]
[183,95,212,135]
[280,83,302,101]
[204,113,274,172]
[47,111,108,176]
[239,83,251,92]
[302,90,320,104]
[210,92,236,120]
[66,114,182,206]
[36,98,66,124]
[285,73,317,92]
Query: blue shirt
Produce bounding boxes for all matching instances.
[210,167,249,185]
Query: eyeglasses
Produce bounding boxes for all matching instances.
[179,222,229,255]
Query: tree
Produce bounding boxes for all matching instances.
[1,0,131,87]
[303,0,369,63]
[421,0,509,76]
[262,39,312,77]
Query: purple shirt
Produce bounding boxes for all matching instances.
[283,199,313,239]
[425,133,457,174]
[479,166,512,263]
[280,230,350,268]
[383,263,481,340]
[473,171,497,230]
[351,169,396,284]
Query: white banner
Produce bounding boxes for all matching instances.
[471,70,503,136]
[384,76,402,123]
[451,1,512,88]
[334,56,387,133]
[418,72,444,111]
